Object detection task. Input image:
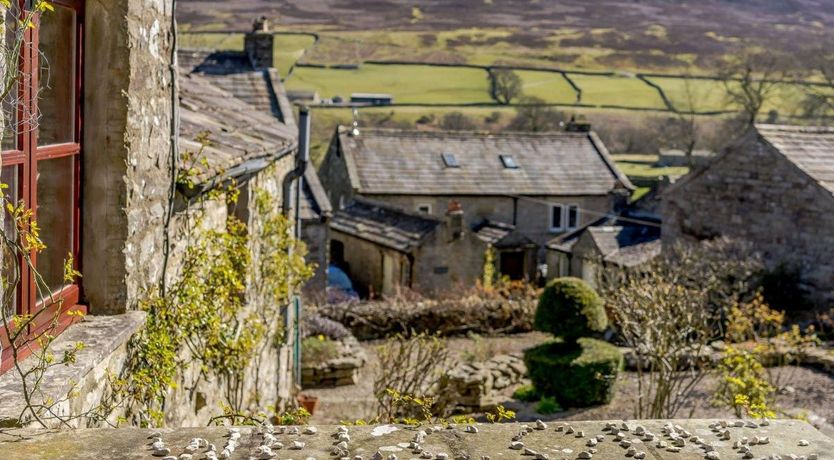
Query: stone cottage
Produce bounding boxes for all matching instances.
[546,218,661,287]
[179,18,332,294]
[663,124,834,306]
[0,1,311,427]
[319,126,633,294]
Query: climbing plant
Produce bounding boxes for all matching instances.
[111,142,313,427]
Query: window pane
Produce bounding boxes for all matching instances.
[1,165,19,318]
[36,156,74,299]
[551,205,562,229]
[37,5,75,145]
[568,205,578,229]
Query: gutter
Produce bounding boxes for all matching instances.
[282,106,310,219]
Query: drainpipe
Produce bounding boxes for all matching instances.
[282,107,310,390]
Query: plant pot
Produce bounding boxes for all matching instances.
[297,394,319,415]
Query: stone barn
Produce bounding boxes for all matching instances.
[0,1,312,427]
[663,124,834,306]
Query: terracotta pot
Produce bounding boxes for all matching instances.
[297,394,319,415]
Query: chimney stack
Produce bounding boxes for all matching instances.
[245,16,274,69]
[446,200,464,241]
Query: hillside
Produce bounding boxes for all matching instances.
[178,0,833,70]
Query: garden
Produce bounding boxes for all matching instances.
[297,240,834,437]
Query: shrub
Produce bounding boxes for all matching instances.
[535,396,562,415]
[524,338,623,407]
[534,277,607,343]
[512,384,538,402]
[302,335,340,366]
[302,313,351,341]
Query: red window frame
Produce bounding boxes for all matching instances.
[0,0,85,374]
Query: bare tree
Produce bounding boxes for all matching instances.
[507,96,564,132]
[719,50,789,127]
[799,45,834,121]
[666,77,702,167]
[440,111,477,131]
[601,239,763,419]
[491,68,522,105]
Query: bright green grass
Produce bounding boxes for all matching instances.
[611,153,659,163]
[569,74,667,109]
[630,187,651,202]
[515,70,579,104]
[179,32,316,77]
[615,162,689,178]
[284,64,493,104]
[647,77,730,112]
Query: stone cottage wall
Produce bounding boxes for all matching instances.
[663,132,834,305]
[0,0,301,428]
[302,219,330,299]
[411,225,487,295]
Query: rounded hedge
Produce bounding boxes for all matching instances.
[523,338,622,407]
[534,277,607,342]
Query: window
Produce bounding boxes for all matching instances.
[441,152,459,168]
[416,204,432,214]
[567,204,579,230]
[1,1,84,374]
[549,204,580,232]
[549,204,563,232]
[499,154,518,169]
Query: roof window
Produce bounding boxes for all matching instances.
[500,154,519,169]
[441,153,460,168]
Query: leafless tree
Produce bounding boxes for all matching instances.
[440,111,478,131]
[799,45,834,121]
[666,78,702,166]
[601,239,763,419]
[491,68,522,105]
[507,96,564,132]
[718,50,789,128]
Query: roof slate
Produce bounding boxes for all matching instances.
[587,225,661,267]
[301,168,333,220]
[473,220,537,248]
[331,200,441,253]
[757,124,834,195]
[337,127,633,196]
[178,72,296,184]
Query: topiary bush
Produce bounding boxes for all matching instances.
[525,277,622,407]
[524,338,623,407]
[534,277,607,343]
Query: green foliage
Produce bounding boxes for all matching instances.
[511,384,538,402]
[115,154,314,425]
[713,346,776,419]
[485,404,516,423]
[534,277,607,343]
[302,335,340,366]
[524,338,623,407]
[481,246,496,290]
[535,396,562,415]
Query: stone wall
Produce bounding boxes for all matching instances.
[662,130,834,305]
[2,420,831,460]
[302,219,330,298]
[445,354,526,412]
[301,338,366,389]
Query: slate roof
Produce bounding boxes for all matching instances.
[331,200,441,253]
[473,220,537,248]
[586,225,661,268]
[178,72,296,185]
[757,124,834,195]
[336,127,634,196]
[301,168,333,221]
[179,49,295,127]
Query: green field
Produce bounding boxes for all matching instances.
[516,70,578,104]
[286,64,493,104]
[180,31,829,120]
[570,74,666,109]
[646,77,729,113]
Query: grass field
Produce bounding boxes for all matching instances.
[570,74,667,109]
[285,64,492,104]
[515,70,579,105]
[645,77,730,113]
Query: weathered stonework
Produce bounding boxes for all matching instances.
[301,338,366,388]
[445,354,527,411]
[662,127,834,306]
[1,420,831,460]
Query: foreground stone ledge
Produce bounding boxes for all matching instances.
[0,419,830,459]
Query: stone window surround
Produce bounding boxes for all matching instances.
[548,203,580,233]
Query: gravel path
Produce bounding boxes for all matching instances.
[305,333,834,436]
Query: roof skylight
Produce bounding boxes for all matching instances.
[441,152,460,168]
[500,154,519,169]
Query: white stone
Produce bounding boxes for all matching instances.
[420,452,433,459]
[523,448,538,456]
[436,453,448,460]
[510,441,524,450]
[287,427,300,435]
[620,440,632,448]
[372,452,384,460]
[152,448,171,457]
[577,452,592,459]
[304,426,319,435]
[465,425,479,434]
[626,446,637,456]
[705,452,720,460]
[290,441,306,450]
[634,453,646,460]
[798,440,809,446]
[586,439,597,447]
